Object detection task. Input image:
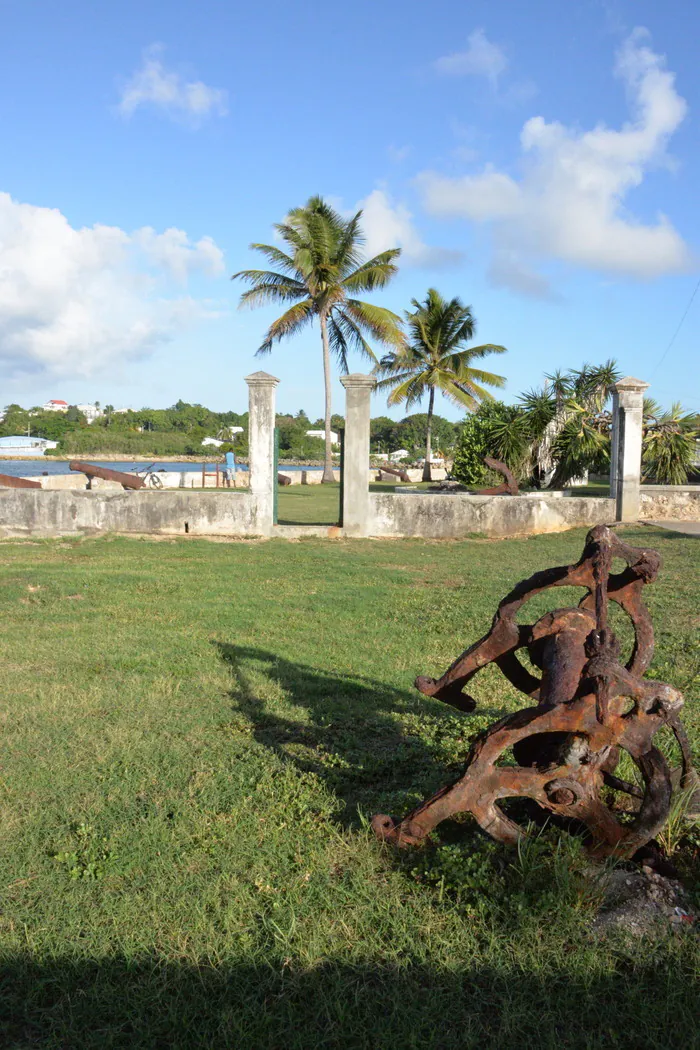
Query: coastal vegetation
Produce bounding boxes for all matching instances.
[0,527,698,1046]
[0,399,463,463]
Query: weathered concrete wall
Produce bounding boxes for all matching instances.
[340,374,376,536]
[24,470,253,490]
[640,487,700,521]
[369,493,615,539]
[0,490,259,538]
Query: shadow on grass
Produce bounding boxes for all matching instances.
[639,525,700,540]
[214,643,506,829]
[1,952,696,1049]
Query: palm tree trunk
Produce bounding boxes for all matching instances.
[422,386,435,483]
[319,313,335,484]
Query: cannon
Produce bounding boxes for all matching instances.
[372,525,696,860]
[376,465,411,483]
[0,473,41,489]
[69,461,145,490]
[474,456,518,495]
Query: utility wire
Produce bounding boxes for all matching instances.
[651,275,700,377]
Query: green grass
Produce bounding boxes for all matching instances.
[564,482,611,497]
[0,527,699,1048]
[277,481,341,524]
[277,480,446,525]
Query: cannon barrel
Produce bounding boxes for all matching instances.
[69,461,145,490]
[0,473,42,489]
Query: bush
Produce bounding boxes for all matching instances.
[452,402,526,485]
[451,414,489,485]
[56,429,201,457]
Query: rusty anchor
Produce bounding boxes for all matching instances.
[372,525,696,860]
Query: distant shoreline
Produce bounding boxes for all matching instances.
[0,454,333,466]
[1,454,221,463]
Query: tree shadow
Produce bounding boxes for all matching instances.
[213,642,506,830]
[1,951,695,1049]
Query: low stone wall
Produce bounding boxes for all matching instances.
[0,489,261,538]
[640,487,700,521]
[22,471,252,491]
[369,493,615,539]
[21,466,448,491]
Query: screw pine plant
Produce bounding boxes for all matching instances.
[233,196,405,482]
[642,400,698,485]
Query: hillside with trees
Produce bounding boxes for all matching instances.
[0,401,460,462]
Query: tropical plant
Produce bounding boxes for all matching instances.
[375,289,507,481]
[233,195,405,482]
[521,361,620,488]
[642,400,698,485]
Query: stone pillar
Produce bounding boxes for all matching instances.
[609,388,620,501]
[245,370,280,535]
[613,376,648,523]
[340,373,376,536]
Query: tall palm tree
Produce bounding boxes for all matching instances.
[233,196,405,482]
[376,289,507,481]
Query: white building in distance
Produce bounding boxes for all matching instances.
[306,429,339,445]
[41,400,102,423]
[76,404,102,423]
[0,435,58,455]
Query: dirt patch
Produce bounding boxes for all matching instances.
[592,866,695,939]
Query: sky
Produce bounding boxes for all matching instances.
[0,0,699,422]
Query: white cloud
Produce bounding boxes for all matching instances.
[0,192,225,378]
[435,29,507,84]
[419,29,691,293]
[117,44,227,123]
[135,227,225,283]
[358,189,463,269]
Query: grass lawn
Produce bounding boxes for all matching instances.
[277,480,442,525]
[277,481,341,524]
[0,526,698,1048]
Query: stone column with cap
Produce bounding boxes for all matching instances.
[613,376,648,522]
[609,387,619,502]
[245,370,280,535]
[340,373,376,537]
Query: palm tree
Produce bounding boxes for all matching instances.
[233,196,405,482]
[375,289,507,481]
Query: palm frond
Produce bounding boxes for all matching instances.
[327,317,351,374]
[385,371,428,409]
[459,343,508,360]
[256,299,315,355]
[454,365,506,389]
[374,368,415,391]
[343,300,406,348]
[330,311,378,364]
[246,244,303,279]
[234,270,308,308]
[342,250,402,293]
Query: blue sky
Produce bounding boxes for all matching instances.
[0,0,698,421]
